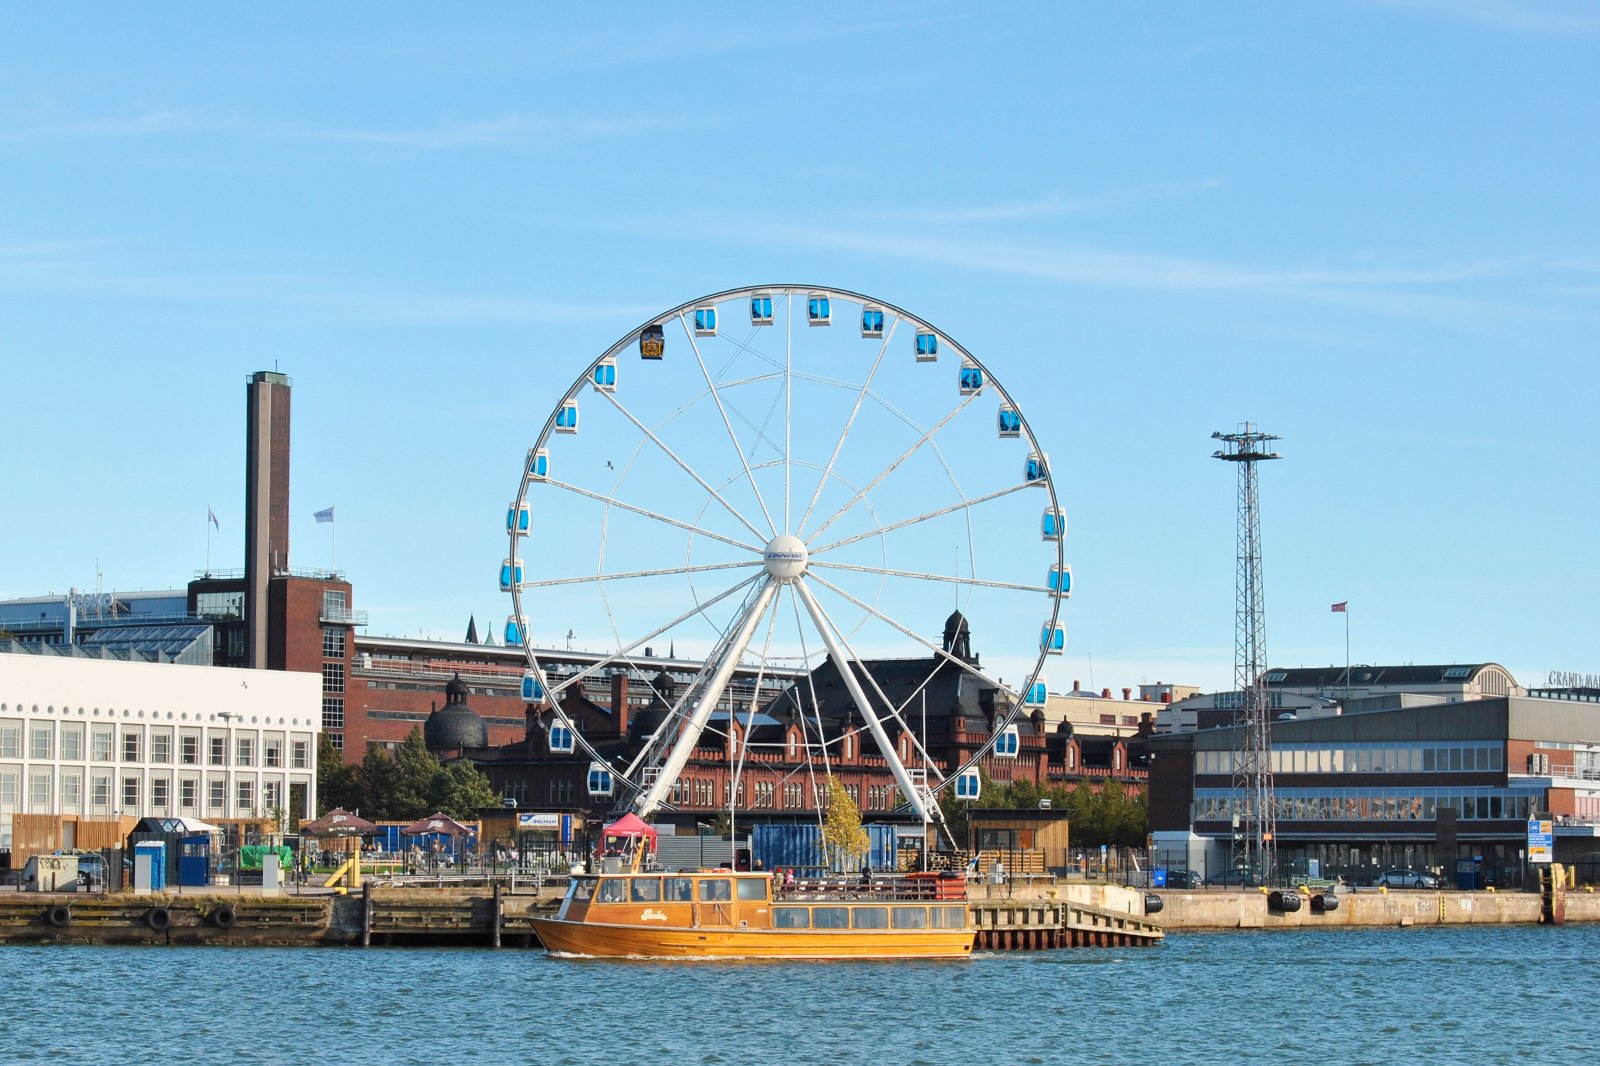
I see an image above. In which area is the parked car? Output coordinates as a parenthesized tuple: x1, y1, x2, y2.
(1163, 870, 1202, 889)
(1203, 869, 1262, 888)
(1378, 868, 1440, 889)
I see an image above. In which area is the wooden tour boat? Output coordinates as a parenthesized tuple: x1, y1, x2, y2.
(530, 866, 974, 960)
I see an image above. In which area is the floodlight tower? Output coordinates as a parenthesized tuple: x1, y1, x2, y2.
(1212, 422, 1281, 884)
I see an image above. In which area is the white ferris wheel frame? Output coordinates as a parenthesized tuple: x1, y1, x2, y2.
(505, 285, 1067, 825)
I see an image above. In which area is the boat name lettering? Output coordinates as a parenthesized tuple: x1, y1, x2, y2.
(641, 909, 668, 922)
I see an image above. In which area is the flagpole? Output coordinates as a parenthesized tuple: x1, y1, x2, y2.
(1344, 606, 1351, 702)
(205, 507, 211, 575)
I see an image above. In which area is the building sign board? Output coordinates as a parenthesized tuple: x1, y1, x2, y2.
(1527, 818, 1553, 864)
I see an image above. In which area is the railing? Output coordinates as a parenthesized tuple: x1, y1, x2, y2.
(320, 607, 369, 626)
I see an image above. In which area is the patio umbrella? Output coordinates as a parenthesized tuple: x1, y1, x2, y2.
(301, 808, 378, 835)
(400, 813, 473, 837)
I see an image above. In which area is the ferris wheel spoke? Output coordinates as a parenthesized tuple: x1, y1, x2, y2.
(803, 392, 981, 543)
(543, 479, 764, 555)
(808, 482, 1032, 557)
(804, 570, 1027, 703)
(793, 577, 941, 774)
(546, 573, 762, 699)
(808, 558, 1047, 595)
(677, 312, 778, 537)
(521, 559, 756, 589)
(792, 579, 933, 823)
(796, 314, 900, 536)
(634, 578, 780, 817)
(595, 389, 769, 543)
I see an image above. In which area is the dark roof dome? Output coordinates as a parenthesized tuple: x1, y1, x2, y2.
(425, 673, 488, 750)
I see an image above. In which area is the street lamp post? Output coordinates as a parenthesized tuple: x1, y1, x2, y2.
(218, 712, 238, 823)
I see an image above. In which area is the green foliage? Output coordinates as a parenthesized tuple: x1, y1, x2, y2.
(324, 728, 498, 822)
(314, 735, 361, 817)
(939, 772, 1148, 850)
(820, 775, 870, 872)
(428, 760, 498, 819)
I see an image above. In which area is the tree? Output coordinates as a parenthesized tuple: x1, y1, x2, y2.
(315, 735, 361, 817)
(428, 761, 498, 819)
(820, 775, 870, 873)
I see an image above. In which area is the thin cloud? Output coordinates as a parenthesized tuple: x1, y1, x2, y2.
(41, 107, 229, 137)
(891, 179, 1226, 224)
(1369, 0, 1600, 33)
(307, 112, 710, 151)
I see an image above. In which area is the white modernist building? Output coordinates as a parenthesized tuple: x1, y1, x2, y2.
(0, 647, 320, 849)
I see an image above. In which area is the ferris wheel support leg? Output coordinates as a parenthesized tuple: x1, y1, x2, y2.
(793, 580, 934, 826)
(632, 579, 778, 820)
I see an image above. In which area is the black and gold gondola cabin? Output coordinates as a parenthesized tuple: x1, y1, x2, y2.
(640, 324, 665, 359)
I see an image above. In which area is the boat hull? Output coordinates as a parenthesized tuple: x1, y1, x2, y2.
(530, 916, 974, 960)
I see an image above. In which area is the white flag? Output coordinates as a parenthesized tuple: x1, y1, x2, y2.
(208, 507, 220, 530)
(314, 506, 335, 524)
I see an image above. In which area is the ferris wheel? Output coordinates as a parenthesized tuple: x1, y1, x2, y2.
(502, 286, 1068, 822)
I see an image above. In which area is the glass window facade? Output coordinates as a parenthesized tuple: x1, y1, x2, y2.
(1195, 741, 1504, 776)
(1194, 786, 1543, 823)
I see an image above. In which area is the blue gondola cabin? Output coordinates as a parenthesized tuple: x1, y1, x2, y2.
(861, 306, 886, 338)
(954, 768, 981, 801)
(527, 448, 549, 481)
(807, 293, 831, 326)
(693, 307, 717, 336)
(998, 405, 1021, 438)
(751, 293, 774, 325)
(915, 329, 938, 362)
(1040, 622, 1066, 655)
(555, 400, 580, 434)
(587, 763, 614, 797)
(1047, 565, 1072, 599)
(504, 615, 528, 647)
(521, 672, 545, 702)
(959, 359, 983, 395)
(1041, 508, 1065, 541)
(550, 722, 575, 754)
(499, 558, 523, 592)
(593, 357, 617, 391)
(507, 501, 531, 536)
(994, 724, 1020, 758)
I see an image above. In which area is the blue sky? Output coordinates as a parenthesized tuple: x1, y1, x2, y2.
(2, 2, 1596, 694)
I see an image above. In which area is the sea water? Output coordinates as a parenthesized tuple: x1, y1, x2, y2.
(3, 924, 1595, 1064)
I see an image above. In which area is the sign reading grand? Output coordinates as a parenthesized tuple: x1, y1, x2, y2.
(1527, 818, 1554, 864)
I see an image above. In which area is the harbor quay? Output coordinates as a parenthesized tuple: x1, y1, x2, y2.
(2, 876, 1595, 948)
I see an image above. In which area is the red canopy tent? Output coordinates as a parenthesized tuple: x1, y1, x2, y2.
(599, 813, 658, 870)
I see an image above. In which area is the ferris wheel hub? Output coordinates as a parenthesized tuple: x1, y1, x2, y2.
(761, 533, 809, 582)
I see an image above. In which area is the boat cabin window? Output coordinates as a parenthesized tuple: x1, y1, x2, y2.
(570, 878, 596, 902)
(735, 878, 767, 902)
(812, 907, 848, 929)
(851, 907, 889, 929)
(630, 877, 661, 902)
(932, 905, 967, 929)
(597, 879, 626, 903)
(773, 907, 810, 929)
(664, 877, 693, 902)
(699, 878, 731, 902)
(892, 906, 928, 929)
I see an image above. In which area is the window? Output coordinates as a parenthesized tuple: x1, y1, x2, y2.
(60, 772, 81, 808)
(774, 907, 810, 928)
(122, 776, 140, 807)
(30, 726, 53, 760)
(181, 735, 199, 765)
(151, 778, 170, 809)
(209, 736, 226, 766)
(180, 779, 197, 809)
(851, 907, 888, 929)
(151, 732, 172, 763)
(236, 779, 254, 810)
(292, 739, 310, 770)
(0, 723, 21, 759)
(323, 590, 348, 617)
(323, 627, 346, 659)
(237, 737, 254, 766)
(265, 739, 282, 768)
(263, 781, 281, 811)
(29, 770, 51, 807)
(0, 770, 18, 805)
(892, 906, 928, 929)
(630, 878, 662, 903)
(122, 731, 141, 762)
(92, 728, 113, 761)
(697, 879, 731, 902)
(323, 697, 345, 730)
(90, 775, 111, 808)
(208, 779, 225, 810)
(60, 726, 83, 761)
(322, 662, 346, 694)
(736, 878, 768, 902)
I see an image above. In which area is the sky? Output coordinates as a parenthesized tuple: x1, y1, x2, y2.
(2, 1, 1596, 696)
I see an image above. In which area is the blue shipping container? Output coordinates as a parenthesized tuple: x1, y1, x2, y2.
(751, 823, 897, 878)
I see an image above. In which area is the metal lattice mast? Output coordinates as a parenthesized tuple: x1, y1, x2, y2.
(1212, 423, 1281, 884)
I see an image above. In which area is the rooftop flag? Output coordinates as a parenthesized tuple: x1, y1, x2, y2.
(1331, 601, 1347, 613)
(208, 506, 220, 530)
(314, 506, 335, 524)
